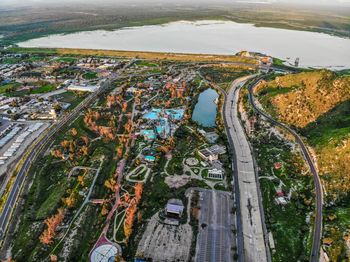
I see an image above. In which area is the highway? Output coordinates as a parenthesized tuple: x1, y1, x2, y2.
(223, 75, 269, 262)
(198, 71, 269, 262)
(247, 78, 323, 262)
(0, 78, 113, 243)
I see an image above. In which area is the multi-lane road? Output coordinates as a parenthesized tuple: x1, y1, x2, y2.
(223, 75, 269, 262)
(248, 79, 323, 262)
(0, 78, 112, 243)
(200, 71, 269, 262)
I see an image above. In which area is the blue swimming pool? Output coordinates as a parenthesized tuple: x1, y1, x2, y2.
(143, 108, 185, 121)
(143, 110, 160, 120)
(144, 155, 156, 162)
(140, 129, 156, 140)
(165, 108, 185, 120)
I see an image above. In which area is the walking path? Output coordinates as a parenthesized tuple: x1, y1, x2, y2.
(49, 157, 104, 255)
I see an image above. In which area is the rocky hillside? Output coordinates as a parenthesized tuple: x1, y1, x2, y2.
(255, 70, 350, 261)
(255, 70, 350, 200)
(254, 70, 350, 128)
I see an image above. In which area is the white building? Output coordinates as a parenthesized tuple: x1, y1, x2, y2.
(165, 199, 184, 218)
(67, 84, 99, 92)
(208, 168, 224, 180)
(198, 144, 226, 162)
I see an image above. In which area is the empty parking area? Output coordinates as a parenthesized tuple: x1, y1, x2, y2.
(195, 190, 233, 262)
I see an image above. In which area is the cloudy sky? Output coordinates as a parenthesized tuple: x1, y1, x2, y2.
(1, 0, 350, 6)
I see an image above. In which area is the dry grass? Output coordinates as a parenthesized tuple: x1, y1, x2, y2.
(318, 137, 350, 199)
(55, 48, 258, 64)
(256, 70, 350, 128)
(256, 70, 350, 201)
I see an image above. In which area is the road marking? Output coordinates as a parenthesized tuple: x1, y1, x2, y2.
(239, 170, 254, 174)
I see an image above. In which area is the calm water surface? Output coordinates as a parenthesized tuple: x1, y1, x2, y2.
(192, 88, 219, 127)
(18, 20, 350, 68)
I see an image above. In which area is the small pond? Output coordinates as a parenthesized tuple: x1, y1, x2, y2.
(192, 88, 219, 127)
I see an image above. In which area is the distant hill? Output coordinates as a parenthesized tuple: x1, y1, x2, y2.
(0, 4, 349, 45)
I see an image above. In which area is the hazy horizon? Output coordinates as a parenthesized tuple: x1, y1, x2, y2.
(1, 0, 350, 8)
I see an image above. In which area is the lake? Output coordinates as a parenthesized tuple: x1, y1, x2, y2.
(192, 88, 219, 127)
(18, 20, 350, 69)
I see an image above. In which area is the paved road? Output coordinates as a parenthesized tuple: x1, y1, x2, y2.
(196, 190, 232, 262)
(198, 72, 268, 262)
(223, 76, 269, 262)
(248, 78, 323, 262)
(0, 78, 113, 243)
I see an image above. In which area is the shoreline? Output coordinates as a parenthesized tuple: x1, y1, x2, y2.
(6, 47, 259, 65)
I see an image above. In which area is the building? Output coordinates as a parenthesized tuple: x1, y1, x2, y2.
(67, 83, 99, 92)
(208, 168, 224, 180)
(89, 238, 121, 262)
(260, 56, 273, 66)
(165, 199, 184, 219)
(198, 149, 218, 162)
(198, 144, 226, 162)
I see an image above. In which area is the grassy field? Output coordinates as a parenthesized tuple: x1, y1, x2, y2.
(0, 82, 21, 94)
(30, 84, 56, 94)
(301, 100, 350, 147)
(1, 55, 46, 64)
(1, 57, 22, 64)
(0, 82, 56, 96)
(82, 72, 98, 80)
(200, 65, 256, 90)
(53, 57, 77, 63)
(134, 60, 158, 67)
(53, 91, 87, 109)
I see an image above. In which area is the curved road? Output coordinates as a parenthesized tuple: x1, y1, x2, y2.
(248, 78, 323, 262)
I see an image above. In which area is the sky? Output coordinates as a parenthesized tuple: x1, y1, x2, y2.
(1, 0, 350, 7)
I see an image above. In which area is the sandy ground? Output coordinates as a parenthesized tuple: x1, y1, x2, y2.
(136, 213, 192, 262)
(165, 175, 191, 189)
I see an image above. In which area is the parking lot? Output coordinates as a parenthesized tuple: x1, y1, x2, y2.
(195, 189, 234, 262)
